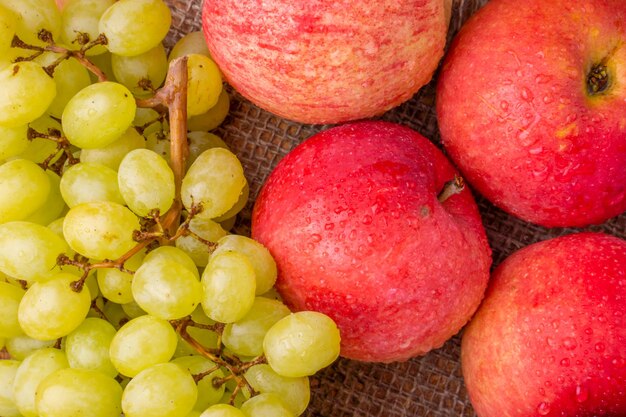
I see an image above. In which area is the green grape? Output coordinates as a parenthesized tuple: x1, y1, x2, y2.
(97, 250, 144, 304)
(223, 297, 290, 357)
(63, 201, 140, 260)
(171, 355, 225, 410)
(145, 130, 171, 159)
(186, 54, 223, 116)
(0, 221, 69, 282)
(174, 306, 219, 358)
(0, 337, 4, 349)
(35, 368, 122, 417)
(121, 362, 197, 417)
(0, 125, 29, 160)
(187, 89, 230, 132)
(212, 235, 277, 295)
(187, 131, 229, 167)
(87, 51, 117, 81)
(117, 148, 175, 217)
(199, 404, 246, 417)
(181, 148, 247, 219)
(212, 181, 249, 223)
(108, 314, 177, 377)
(0, 281, 25, 338)
(132, 257, 202, 320)
(62, 81, 136, 149)
(0, 4, 16, 57)
(244, 364, 310, 416)
(133, 107, 165, 137)
(64, 317, 117, 377)
(0, 0, 61, 46)
(175, 217, 228, 267)
(201, 251, 256, 323)
(13, 114, 63, 165)
(143, 246, 200, 279)
(99, 0, 171, 57)
(18, 272, 91, 340)
(60, 0, 116, 55)
(13, 347, 68, 417)
(102, 301, 129, 329)
(60, 162, 124, 208)
(169, 31, 211, 62)
(219, 215, 237, 232)
(111, 43, 168, 96)
(120, 300, 146, 319)
(0, 61, 57, 127)
(0, 359, 20, 417)
(263, 312, 341, 378)
(0, 159, 50, 223)
(5, 336, 55, 361)
(24, 171, 67, 226)
(79, 127, 145, 171)
(240, 392, 294, 417)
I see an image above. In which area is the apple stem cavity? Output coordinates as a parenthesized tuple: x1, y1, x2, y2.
(587, 63, 609, 94)
(437, 174, 465, 203)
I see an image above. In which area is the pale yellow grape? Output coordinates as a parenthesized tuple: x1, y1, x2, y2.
(62, 81, 136, 149)
(24, 171, 66, 226)
(102, 301, 129, 330)
(169, 31, 211, 62)
(118, 148, 175, 217)
(5, 336, 55, 361)
(79, 127, 145, 170)
(18, 272, 91, 340)
(87, 51, 116, 81)
(0, 0, 60, 46)
(181, 148, 247, 219)
(241, 392, 294, 417)
(143, 245, 199, 278)
(12, 348, 68, 417)
(263, 312, 341, 378)
(63, 201, 140, 260)
(60, 0, 116, 55)
(120, 300, 147, 319)
(0, 221, 68, 282)
(0, 61, 56, 127)
(108, 314, 177, 377)
(0, 337, 4, 349)
(0, 159, 50, 223)
(35, 368, 122, 417)
(99, 0, 171, 57)
(219, 215, 237, 232)
(122, 362, 197, 417)
(186, 54, 223, 116)
(175, 217, 228, 267)
(187, 411, 202, 417)
(172, 356, 225, 410)
(0, 125, 28, 160)
(187, 89, 230, 132)
(133, 107, 166, 137)
(201, 251, 256, 323)
(213, 181, 249, 223)
(0, 282, 25, 338)
(13, 114, 63, 164)
(64, 318, 117, 377)
(97, 250, 144, 304)
(111, 43, 168, 96)
(244, 364, 310, 416)
(145, 130, 171, 159)
(200, 404, 246, 417)
(0, 4, 16, 56)
(0, 359, 20, 417)
(60, 162, 124, 207)
(187, 131, 229, 167)
(212, 235, 277, 295)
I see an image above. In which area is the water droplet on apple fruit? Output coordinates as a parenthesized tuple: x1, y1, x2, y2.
(500, 101, 510, 111)
(575, 384, 589, 403)
(361, 215, 372, 225)
(612, 357, 625, 369)
(536, 401, 551, 415)
(594, 342, 606, 352)
(324, 223, 334, 231)
(562, 337, 577, 350)
(542, 95, 553, 104)
(560, 358, 571, 367)
(520, 87, 534, 102)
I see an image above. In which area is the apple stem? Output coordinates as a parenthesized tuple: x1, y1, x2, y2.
(437, 175, 465, 203)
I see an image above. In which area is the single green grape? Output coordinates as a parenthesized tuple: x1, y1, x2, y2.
(0, 359, 21, 417)
(0, 0, 61, 46)
(62, 81, 136, 149)
(120, 300, 147, 319)
(199, 404, 246, 417)
(143, 246, 200, 278)
(111, 43, 168, 96)
(87, 51, 117, 82)
(187, 89, 230, 132)
(0, 61, 56, 127)
(244, 364, 310, 416)
(97, 250, 144, 304)
(0, 159, 50, 223)
(13, 348, 68, 417)
(64, 317, 117, 377)
(108, 314, 177, 377)
(0, 221, 69, 282)
(171, 355, 225, 410)
(18, 272, 91, 341)
(63, 201, 140, 260)
(60, 162, 125, 208)
(169, 31, 212, 62)
(60, 0, 116, 55)
(35, 368, 122, 417)
(79, 127, 145, 171)
(102, 301, 130, 330)
(0, 4, 16, 57)
(133, 107, 166, 137)
(201, 251, 256, 323)
(4, 336, 55, 361)
(187, 131, 229, 167)
(117, 148, 175, 217)
(181, 148, 247, 219)
(240, 392, 295, 417)
(175, 217, 228, 267)
(0, 281, 25, 338)
(99, 0, 171, 57)
(0, 124, 28, 160)
(222, 297, 290, 357)
(145, 129, 171, 159)
(24, 171, 67, 226)
(263, 312, 341, 378)
(121, 362, 197, 417)
(186, 54, 223, 116)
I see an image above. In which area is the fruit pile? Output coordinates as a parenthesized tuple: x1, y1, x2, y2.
(0, 1, 340, 417)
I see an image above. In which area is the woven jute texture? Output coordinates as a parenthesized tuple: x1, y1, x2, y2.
(165, 1, 626, 416)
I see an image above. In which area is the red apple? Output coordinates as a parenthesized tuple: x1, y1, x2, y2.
(251, 121, 492, 362)
(202, 0, 451, 124)
(462, 232, 626, 417)
(436, 0, 626, 227)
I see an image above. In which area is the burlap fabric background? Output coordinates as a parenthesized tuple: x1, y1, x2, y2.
(165, 1, 626, 416)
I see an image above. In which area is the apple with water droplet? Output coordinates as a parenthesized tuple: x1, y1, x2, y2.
(252, 121, 492, 362)
(436, 0, 626, 227)
(462, 232, 626, 417)
(202, 0, 451, 124)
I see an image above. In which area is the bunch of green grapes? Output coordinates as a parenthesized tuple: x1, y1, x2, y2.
(0, 1, 341, 417)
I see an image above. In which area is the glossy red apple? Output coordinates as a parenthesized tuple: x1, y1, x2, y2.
(202, 0, 451, 124)
(252, 121, 492, 362)
(462, 232, 626, 417)
(436, 0, 626, 227)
